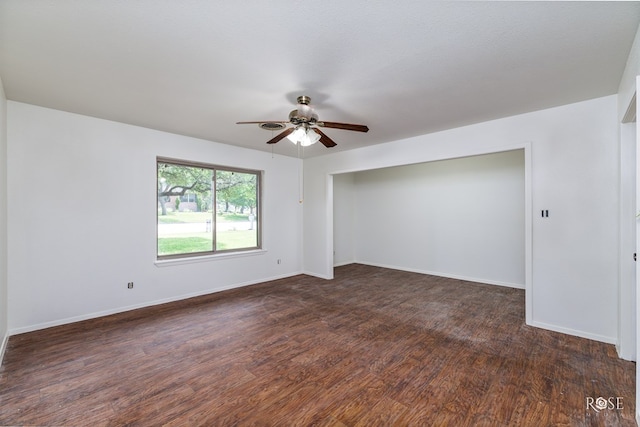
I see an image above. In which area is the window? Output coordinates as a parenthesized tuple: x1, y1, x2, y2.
(157, 158, 261, 259)
(179, 193, 197, 203)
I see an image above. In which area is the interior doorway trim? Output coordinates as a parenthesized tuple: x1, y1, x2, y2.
(623, 92, 636, 124)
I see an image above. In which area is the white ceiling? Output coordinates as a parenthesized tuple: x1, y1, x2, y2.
(1, 1, 639, 158)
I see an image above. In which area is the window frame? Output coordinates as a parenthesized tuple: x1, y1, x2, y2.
(156, 156, 262, 260)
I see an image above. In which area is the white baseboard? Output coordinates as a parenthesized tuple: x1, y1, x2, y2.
(529, 320, 616, 345)
(354, 261, 525, 289)
(302, 270, 333, 280)
(8, 271, 303, 336)
(616, 340, 637, 361)
(333, 260, 355, 268)
(0, 331, 8, 367)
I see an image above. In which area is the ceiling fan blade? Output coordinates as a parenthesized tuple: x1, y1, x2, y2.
(236, 121, 287, 124)
(266, 127, 294, 144)
(312, 128, 337, 148)
(317, 121, 369, 133)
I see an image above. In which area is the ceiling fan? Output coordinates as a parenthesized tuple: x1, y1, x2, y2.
(236, 95, 369, 148)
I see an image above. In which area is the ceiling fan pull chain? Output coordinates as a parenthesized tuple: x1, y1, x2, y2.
(298, 143, 304, 203)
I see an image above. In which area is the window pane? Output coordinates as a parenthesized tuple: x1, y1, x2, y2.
(215, 170, 258, 251)
(157, 163, 213, 256)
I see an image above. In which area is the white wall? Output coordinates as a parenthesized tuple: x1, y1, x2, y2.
(7, 101, 303, 333)
(618, 23, 640, 425)
(305, 95, 619, 344)
(0, 77, 8, 361)
(618, 111, 637, 362)
(332, 173, 356, 266)
(619, 121, 636, 361)
(339, 150, 525, 287)
(619, 25, 640, 123)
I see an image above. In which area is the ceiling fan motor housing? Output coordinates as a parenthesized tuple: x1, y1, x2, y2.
(289, 109, 317, 126)
(297, 95, 311, 105)
(292, 95, 319, 124)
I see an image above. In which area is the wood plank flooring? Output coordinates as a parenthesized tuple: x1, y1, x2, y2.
(0, 264, 635, 426)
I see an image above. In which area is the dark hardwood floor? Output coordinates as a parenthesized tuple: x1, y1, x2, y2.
(0, 264, 635, 426)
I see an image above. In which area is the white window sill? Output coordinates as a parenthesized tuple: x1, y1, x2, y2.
(154, 249, 267, 267)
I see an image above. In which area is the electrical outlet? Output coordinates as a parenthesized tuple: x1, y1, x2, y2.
(127, 282, 134, 289)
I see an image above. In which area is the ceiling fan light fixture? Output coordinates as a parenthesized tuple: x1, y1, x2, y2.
(287, 126, 320, 146)
(286, 127, 305, 144)
(305, 129, 321, 146)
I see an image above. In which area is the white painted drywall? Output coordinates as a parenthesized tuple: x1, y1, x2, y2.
(0, 77, 8, 361)
(619, 24, 640, 425)
(6, 102, 303, 333)
(619, 121, 636, 362)
(305, 95, 619, 344)
(332, 173, 356, 266)
(344, 150, 525, 287)
(619, 24, 640, 123)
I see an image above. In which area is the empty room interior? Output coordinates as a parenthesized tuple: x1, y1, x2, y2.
(2, 1, 640, 425)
